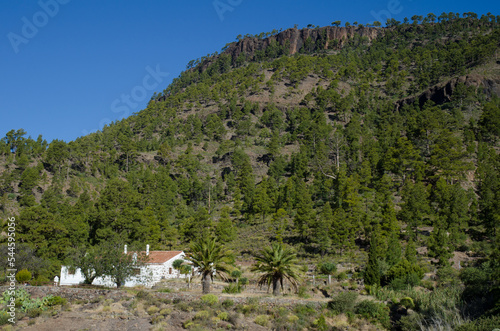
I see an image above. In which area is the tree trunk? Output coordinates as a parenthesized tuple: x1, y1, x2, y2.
(272, 278, 280, 296)
(202, 273, 211, 294)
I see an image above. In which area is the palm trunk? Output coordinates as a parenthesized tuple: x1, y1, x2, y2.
(202, 273, 211, 294)
(272, 278, 280, 296)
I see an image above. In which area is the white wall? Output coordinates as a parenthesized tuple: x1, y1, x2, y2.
(59, 252, 188, 288)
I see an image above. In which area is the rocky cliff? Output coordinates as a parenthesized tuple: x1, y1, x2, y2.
(395, 72, 500, 110)
(223, 26, 384, 60)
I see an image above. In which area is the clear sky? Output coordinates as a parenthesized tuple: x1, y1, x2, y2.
(1, 0, 498, 143)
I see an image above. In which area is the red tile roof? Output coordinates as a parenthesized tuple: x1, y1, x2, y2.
(144, 251, 184, 264)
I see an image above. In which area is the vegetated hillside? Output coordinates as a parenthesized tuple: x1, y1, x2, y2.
(0, 13, 500, 328)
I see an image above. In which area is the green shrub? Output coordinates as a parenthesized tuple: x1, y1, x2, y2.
(355, 300, 390, 329)
(436, 266, 460, 287)
(239, 304, 257, 315)
(327, 291, 358, 315)
(239, 277, 248, 286)
(16, 269, 32, 283)
(222, 283, 242, 294)
(222, 299, 234, 308)
(46, 296, 67, 306)
(27, 308, 41, 318)
(337, 272, 347, 281)
(318, 262, 337, 275)
(136, 290, 150, 300)
(151, 314, 164, 324)
(461, 268, 485, 286)
(29, 275, 50, 286)
(254, 314, 269, 327)
(218, 312, 229, 321)
(0, 311, 10, 326)
(313, 314, 328, 331)
(456, 315, 500, 331)
(194, 310, 210, 320)
(297, 286, 310, 299)
(399, 297, 415, 309)
(200, 294, 218, 306)
(159, 308, 172, 316)
(398, 313, 421, 331)
(147, 305, 159, 315)
(385, 259, 423, 284)
(294, 303, 317, 317)
(231, 270, 242, 279)
(389, 277, 409, 291)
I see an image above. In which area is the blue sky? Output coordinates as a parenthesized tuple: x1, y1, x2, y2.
(1, 0, 498, 143)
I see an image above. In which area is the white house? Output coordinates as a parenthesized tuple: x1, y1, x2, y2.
(60, 245, 188, 288)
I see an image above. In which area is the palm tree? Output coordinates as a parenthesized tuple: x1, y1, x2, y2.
(251, 243, 302, 296)
(186, 237, 234, 294)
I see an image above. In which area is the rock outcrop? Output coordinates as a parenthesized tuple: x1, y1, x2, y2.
(395, 74, 500, 110)
(223, 26, 384, 60)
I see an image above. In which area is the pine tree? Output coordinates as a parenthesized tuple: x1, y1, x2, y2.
(253, 180, 272, 222)
(400, 180, 430, 239)
(405, 238, 418, 265)
(385, 232, 402, 267)
(215, 206, 236, 242)
(294, 181, 315, 240)
(314, 203, 333, 255)
(364, 234, 381, 286)
(428, 223, 452, 266)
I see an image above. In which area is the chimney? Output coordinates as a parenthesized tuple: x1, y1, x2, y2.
(146, 244, 149, 256)
(124, 244, 127, 254)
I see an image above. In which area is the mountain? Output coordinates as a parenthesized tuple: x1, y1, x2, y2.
(1, 14, 500, 326)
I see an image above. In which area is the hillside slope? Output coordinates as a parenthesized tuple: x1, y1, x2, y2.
(0, 14, 499, 280)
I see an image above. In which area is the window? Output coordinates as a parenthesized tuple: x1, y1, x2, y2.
(132, 268, 141, 276)
(169, 268, 172, 274)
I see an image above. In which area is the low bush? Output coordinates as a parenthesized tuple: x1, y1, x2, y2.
(0, 311, 10, 326)
(254, 314, 270, 327)
(159, 308, 172, 316)
(218, 311, 229, 321)
(222, 283, 242, 294)
(147, 305, 159, 315)
(355, 300, 390, 329)
(222, 299, 234, 308)
(27, 308, 41, 318)
(29, 275, 50, 286)
(200, 294, 218, 306)
(337, 272, 347, 281)
(399, 297, 415, 309)
(136, 290, 150, 300)
(46, 296, 67, 306)
(151, 314, 164, 324)
(327, 291, 358, 315)
(456, 315, 500, 331)
(294, 303, 317, 317)
(318, 262, 337, 275)
(194, 310, 210, 320)
(15, 269, 32, 283)
(297, 285, 310, 299)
